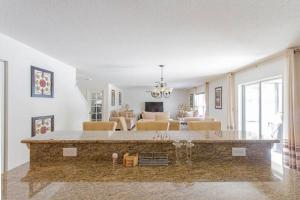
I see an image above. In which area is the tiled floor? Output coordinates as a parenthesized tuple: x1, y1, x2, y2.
(2, 161, 300, 200)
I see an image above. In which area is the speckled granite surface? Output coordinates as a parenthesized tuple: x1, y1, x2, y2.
(23, 131, 277, 167)
(2, 161, 300, 200)
(22, 161, 277, 182)
(21, 130, 280, 144)
(29, 142, 272, 165)
(10, 131, 287, 199)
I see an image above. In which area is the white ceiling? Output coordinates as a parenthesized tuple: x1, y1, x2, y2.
(1, 0, 300, 88)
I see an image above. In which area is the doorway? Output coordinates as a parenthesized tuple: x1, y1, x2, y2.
(241, 77, 283, 166)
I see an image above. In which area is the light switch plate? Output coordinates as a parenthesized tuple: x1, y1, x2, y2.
(232, 147, 246, 156)
(63, 148, 77, 157)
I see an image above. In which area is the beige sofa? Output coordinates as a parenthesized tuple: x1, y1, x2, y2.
(141, 111, 170, 121)
(177, 110, 214, 122)
(139, 111, 180, 130)
(109, 110, 136, 130)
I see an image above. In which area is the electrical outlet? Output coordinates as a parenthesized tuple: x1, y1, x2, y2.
(63, 148, 77, 157)
(232, 147, 246, 156)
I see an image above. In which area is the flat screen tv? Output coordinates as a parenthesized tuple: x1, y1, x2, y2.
(145, 102, 163, 112)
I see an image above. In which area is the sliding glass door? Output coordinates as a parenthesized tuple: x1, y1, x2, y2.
(243, 83, 260, 139)
(242, 78, 283, 152)
(261, 79, 283, 152)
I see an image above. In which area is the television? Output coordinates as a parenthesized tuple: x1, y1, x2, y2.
(145, 102, 163, 112)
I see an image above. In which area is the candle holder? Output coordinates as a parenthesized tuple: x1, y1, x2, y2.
(112, 153, 118, 168)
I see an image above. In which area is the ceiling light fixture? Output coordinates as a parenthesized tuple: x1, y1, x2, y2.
(150, 65, 173, 99)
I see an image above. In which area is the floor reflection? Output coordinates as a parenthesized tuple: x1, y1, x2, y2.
(2, 161, 300, 200)
(23, 161, 278, 182)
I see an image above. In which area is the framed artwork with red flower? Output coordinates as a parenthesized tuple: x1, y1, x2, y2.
(31, 66, 54, 98)
(31, 115, 54, 137)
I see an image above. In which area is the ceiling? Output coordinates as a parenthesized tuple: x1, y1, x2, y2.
(1, 0, 300, 88)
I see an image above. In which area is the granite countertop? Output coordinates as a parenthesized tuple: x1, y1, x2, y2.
(21, 130, 280, 144)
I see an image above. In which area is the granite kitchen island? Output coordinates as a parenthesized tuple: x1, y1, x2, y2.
(21, 130, 279, 166)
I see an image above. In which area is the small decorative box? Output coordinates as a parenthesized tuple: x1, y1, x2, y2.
(123, 153, 138, 167)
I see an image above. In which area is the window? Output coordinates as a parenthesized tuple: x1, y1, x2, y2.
(194, 93, 206, 116)
(88, 91, 104, 121)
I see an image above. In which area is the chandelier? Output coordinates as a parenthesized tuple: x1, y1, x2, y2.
(150, 65, 173, 98)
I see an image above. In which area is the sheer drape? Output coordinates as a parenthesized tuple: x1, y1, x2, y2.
(283, 49, 300, 171)
(226, 73, 235, 130)
(204, 82, 209, 118)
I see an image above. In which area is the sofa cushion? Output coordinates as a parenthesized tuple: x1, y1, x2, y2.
(142, 112, 156, 120)
(155, 112, 170, 121)
(142, 111, 170, 120)
(184, 111, 193, 117)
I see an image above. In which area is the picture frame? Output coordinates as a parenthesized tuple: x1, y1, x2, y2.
(118, 92, 122, 106)
(31, 66, 54, 98)
(189, 94, 194, 108)
(215, 87, 222, 109)
(111, 90, 115, 106)
(31, 115, 54, 137)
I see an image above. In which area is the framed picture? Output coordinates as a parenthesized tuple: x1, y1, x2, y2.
(31, 66, 54, 98)
(215, 87, 222, 109)
(189, 94, 194, 108)
(111, 90, 115, 106)
(118, 92, 122, 106)
(31, 115, 54, 137)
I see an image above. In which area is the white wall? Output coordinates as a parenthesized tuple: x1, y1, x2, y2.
(123, 87, 189, 119)
(208, 77, 228, 130)
(208, 55, 286, 130)
(77, 82, 123, 120)
(188, 85, 205, 94)
(107, 83, 123, 115)
(0, 61, 4, 173)
(0, 33, 89, 170)
(77, 81, 109, 120)
(234, 55, 285, 130)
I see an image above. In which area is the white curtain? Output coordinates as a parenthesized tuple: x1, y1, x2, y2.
(204, 82, 209, 118)
(283, 49, 300, 171)
(226, 73, 235, 130)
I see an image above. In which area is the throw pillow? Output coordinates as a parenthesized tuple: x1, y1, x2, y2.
(184, 111, 193, 117)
